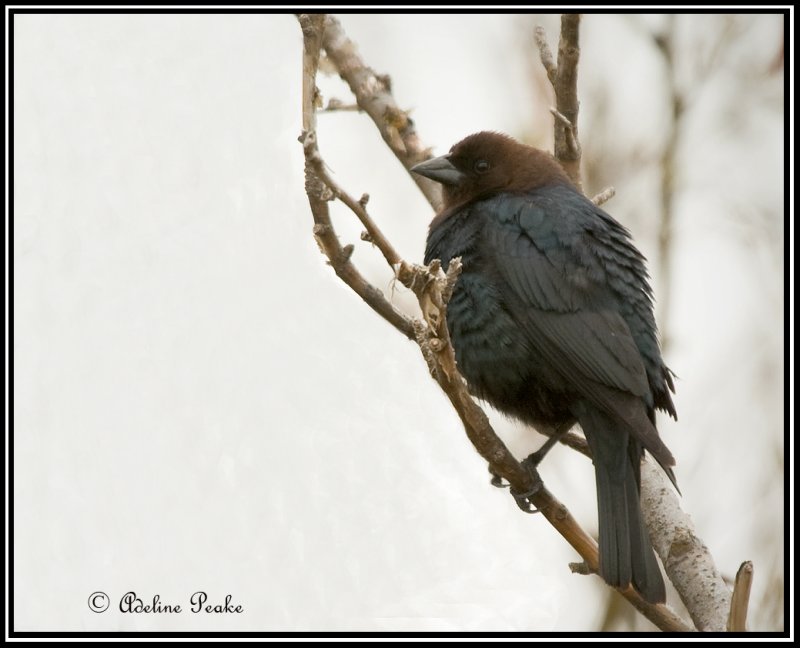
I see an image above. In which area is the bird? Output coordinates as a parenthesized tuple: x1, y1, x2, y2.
(411, 131, 677, 604)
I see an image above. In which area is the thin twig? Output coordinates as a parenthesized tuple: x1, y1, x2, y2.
(307, 155, 402, 269)
(321, 97, 363, 112)
(534, 25, 557, 86)
(549, 107, 580, 160)
(727, 561, 754, 632)
(320, 15, 442, 212)
(298, 14, 414, 341)
(591, 186, 616, 206)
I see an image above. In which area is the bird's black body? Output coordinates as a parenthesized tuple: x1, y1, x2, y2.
(413, 132, 677, 604)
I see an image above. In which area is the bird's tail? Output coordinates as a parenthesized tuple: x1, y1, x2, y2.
(581, 407, 666, 604)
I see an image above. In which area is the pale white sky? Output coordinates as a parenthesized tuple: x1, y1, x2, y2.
(13, 13, 786, 632)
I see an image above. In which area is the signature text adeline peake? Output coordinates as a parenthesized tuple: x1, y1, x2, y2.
(119, 591, 243, 614)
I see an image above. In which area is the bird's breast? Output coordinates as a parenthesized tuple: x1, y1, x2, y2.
(445, 268, 573, 427)
(447, 271, 522, 386)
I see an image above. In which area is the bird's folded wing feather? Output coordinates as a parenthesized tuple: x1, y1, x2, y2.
(480, 191, 675, 467)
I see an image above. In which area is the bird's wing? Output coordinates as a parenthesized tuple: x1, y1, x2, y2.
(479, 189, 674, 465)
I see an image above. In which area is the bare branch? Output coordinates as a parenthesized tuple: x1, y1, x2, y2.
(640, 460, 732, 631)
(306, 150, 403, 269)
(299, 14, 325, 130)
(320, 15, 443, 212)
(298, 15, 414, 341)
(545, 14, 583, 189)
(727, 561, 754, 632)
(536, 16, 582, 189)
(533, 25, 557, 86)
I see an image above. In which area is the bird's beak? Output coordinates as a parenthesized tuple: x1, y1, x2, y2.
(410, 155, 465, 186)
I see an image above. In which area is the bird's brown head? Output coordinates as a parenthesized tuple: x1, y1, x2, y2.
(411, 131, 572, 210)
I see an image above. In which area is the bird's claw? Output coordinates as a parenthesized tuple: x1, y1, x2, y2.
(489, 468, 508, 488)
(509, 458, 545, 514)
(510, 485, 542, 514)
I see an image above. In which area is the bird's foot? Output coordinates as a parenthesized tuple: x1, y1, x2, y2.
(523, 420, 574, 468)
(509, 456, 545, 514)
(523, 446, 548, 469)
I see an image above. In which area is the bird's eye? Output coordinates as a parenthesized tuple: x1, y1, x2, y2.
(474, 159, 490, 174)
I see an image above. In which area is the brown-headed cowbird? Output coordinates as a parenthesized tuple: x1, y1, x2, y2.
(412, 131, 677, 604)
